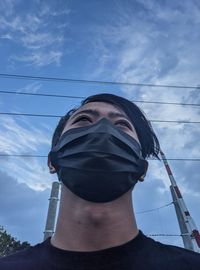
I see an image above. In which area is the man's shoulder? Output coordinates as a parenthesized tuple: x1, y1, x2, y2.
(150, 235, 200, 255)
(142, 234, 200, 268)
(0, 240, 47, 270)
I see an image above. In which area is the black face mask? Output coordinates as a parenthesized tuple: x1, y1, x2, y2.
(50, 118, 148, 203)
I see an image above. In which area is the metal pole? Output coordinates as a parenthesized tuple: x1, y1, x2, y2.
(43, 181, 60, 240)
(170, 185, 194, 250)
(160, 150, 200, 252)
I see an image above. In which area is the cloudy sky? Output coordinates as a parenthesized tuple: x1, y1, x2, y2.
(0, 0, 199, 249)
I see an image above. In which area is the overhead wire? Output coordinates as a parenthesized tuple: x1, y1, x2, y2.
(0, 90, 200, 107)
(0, 74, 199, 123)
(0, 73, 200, 89)
(136, 202, 173, 214)
(147, 234, 187, 237)
(0, 112, 199, 124)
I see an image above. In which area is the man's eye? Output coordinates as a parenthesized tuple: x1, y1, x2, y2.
(115, 121, 132, 130)
(73, 116, 92, 123)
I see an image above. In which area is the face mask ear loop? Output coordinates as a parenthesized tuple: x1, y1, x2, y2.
(139, 160, 148, 182)
(48, 151, 57, 174)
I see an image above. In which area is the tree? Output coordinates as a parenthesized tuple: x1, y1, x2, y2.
(0, 226, 30, 257)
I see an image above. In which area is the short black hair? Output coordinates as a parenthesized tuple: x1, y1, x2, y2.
(51, 93, 160, 159)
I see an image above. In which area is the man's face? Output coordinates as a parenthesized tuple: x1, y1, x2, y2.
(61, 102, 140, 144)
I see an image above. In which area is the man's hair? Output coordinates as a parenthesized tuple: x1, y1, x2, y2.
(51, 93, 160, 159)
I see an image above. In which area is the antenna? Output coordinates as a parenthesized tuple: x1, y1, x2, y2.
(160, 150, 200, 253)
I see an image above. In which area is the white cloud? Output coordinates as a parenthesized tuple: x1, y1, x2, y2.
(86, 1, 200, 199)
(38, 2, 71, 17)
(0, 2, 69, 66)
(11, 50, 63, 67)
(16, 81, 42, 94)
(0, 33, 12, 39)
(21, 33, 57, 49)
(0, 116, 49, 151)
(2, 157, 56, 191)
(88, 1, 200, 86)
(0, 115, 56, 190)
(0, 0, 15, 16)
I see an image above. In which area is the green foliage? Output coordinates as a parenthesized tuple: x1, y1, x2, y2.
(0, 226, 30, 257)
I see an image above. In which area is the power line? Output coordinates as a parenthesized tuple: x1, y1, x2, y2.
(149, 158, 200, 161)
(0, 112, 199, 124)
(151, 120, 200, 124)
(0, 112, 60, 118)
(136, 202, 173, 214)
(0, 154, 47, 158)
(147, 233, 187, 237)
(0, 73, 200, 89)
(0, 90, 200, 107)
(0, 154, 200, 161)
(0, 90, 85, 100)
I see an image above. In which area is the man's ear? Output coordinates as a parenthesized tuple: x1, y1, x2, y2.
(139, 160, 148, 182)
(47, 152, 57, 174)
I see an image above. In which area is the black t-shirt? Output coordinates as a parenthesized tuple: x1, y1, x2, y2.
(0, 230, 200, 270)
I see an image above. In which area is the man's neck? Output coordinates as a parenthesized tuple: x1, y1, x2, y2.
(51, 186, 138, 252)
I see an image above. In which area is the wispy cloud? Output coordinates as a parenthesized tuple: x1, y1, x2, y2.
(0, 115, 56, 190)
(86, 1, 200, 198)
(0, 1, 69, 66)
(12, 50, 63, 67)
(88, 1, 200, 85)
(0, 0, 15, 16)
(16, 81, 42, 94)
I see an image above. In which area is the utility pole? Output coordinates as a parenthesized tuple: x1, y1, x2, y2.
(43, 181, 60, 240)
(160, 150, 200, 253)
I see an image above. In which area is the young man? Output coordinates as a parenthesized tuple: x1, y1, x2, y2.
(1, 93, 200, 269)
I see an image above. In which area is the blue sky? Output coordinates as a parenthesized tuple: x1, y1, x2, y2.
(0, 0, 200, 248)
